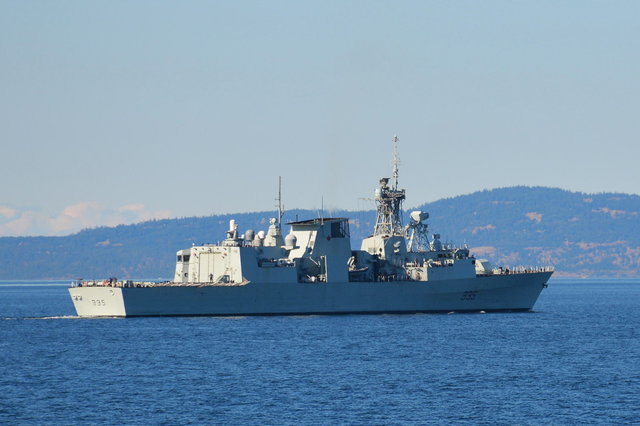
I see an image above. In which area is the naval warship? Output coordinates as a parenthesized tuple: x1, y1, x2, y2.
(69, 137, 553, 317)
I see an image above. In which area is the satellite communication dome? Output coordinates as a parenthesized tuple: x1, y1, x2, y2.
(285, 232, 297, 248)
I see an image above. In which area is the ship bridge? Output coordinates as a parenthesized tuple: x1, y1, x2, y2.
(287, 217, 350, 236)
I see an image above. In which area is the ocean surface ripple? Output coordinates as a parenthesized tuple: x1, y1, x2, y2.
(0, 280, 638, 425)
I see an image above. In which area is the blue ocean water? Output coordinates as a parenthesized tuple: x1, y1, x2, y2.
(0, 280, 638, 425)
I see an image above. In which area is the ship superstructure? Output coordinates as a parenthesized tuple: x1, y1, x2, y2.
(69, 136, 553, 317)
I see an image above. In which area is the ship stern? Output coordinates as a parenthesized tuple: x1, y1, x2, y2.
(68, 286, 127, 317)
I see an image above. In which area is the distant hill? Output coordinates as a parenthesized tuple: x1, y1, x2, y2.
(1, 186, 639, 279)
(416, 186, 640, 278)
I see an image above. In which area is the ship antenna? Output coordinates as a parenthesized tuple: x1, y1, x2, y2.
(276, 176, 284, 229)
(392, 134, 400, 190)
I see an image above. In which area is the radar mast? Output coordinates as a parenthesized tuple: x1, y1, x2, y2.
(373, 135, 406, 236)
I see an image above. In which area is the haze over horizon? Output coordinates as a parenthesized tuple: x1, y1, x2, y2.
(2, 1, 639, 237)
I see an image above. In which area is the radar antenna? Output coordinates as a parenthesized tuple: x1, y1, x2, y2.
(406, 211, 430, 252)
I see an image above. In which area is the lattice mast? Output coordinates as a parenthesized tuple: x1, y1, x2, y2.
(373, 135, 406, 236)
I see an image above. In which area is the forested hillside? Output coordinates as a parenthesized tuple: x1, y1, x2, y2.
(1, 186, 639, 279)
(419, 187, 640, 277)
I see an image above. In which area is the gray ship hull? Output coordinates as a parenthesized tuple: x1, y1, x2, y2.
(69, 272, 551, 317)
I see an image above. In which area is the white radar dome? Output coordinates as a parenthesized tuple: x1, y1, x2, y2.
(285, 233, 297, 248)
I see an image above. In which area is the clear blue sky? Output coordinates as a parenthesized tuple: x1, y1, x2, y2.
(1, 1, 639, 236)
